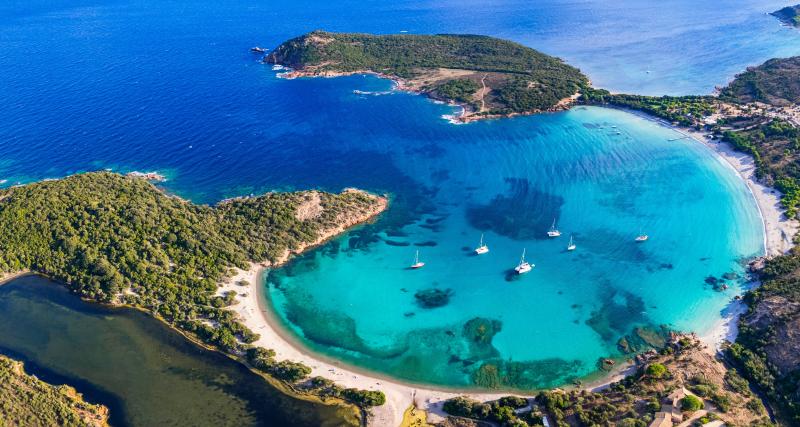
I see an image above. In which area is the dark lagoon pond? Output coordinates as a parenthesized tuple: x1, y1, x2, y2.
(0, 275, 357, 427)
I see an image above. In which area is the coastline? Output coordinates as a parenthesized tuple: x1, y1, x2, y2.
(220, 261, 636, 426)
(616, 107, 798, 258)
(275, 68, 579, 124)
(216, 105, 798, 426)
(614, 107, 799, 350)
(221, 265, 601, 427)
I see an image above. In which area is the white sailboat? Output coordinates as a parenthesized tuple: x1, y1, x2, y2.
(514, 248, 533, 274)
(410, 250, 425, 269)
(567, 234, 576, 251)
(547, 218, 561, 237)
(635, 228, 648, 242)
(475, 233, 489, 255)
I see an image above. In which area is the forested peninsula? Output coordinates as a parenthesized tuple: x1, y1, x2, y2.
(0, 354, 109, 427)
(264, 31, 589, 122)
(0, 172, 388, 414)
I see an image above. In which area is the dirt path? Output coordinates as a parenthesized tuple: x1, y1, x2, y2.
(478, 74, 488, 112)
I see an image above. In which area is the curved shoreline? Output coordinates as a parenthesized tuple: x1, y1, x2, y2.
(218, 104, 798, 426)
(222, 264, 635, 427)
(616, 107, 798, 258)
(609, 107, 798, 350)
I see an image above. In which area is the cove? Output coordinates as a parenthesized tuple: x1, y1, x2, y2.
(264, 102, 764, 390)
(0, 276, 358, 427)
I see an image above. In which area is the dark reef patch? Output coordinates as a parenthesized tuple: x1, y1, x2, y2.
(385, 229, 408, 238)
(319, 240, 341, 258)
(285, 297, 409, 359)
(384, 239, 410, 246)
(414, 288, 454, 309)
(462, 317, 502, 360)
(347, 228, 381, 251)
(471, 358, 583, 390)
(466, 178, 564, 240)
(414, 241, 437, 247)
(585, 285, 647, 343)
(722, 271, 740, 280)
(425, 215, 448, 225)
(616, 325, 671, 354)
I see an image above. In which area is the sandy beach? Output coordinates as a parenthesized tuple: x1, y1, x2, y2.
(621, 108, 798, 258)
(620, 108, 799, 350)
(214, 109, 797, 427)
(220, 265, 638, 427)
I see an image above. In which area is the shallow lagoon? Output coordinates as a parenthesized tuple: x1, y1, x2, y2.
(0, 276, 357, 427)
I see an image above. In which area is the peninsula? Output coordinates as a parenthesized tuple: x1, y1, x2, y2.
(0, 171, 388, 417)
(264, 31, 589, 122)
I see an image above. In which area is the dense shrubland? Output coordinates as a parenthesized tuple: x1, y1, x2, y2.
(0, 172, 386, 409)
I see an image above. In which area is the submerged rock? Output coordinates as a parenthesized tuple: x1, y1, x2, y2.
(722, 272, 740, 280)
(617, 325, 671, 354)
(414, 288, 454, 309)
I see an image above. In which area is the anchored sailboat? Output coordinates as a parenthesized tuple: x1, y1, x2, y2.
(410, 250, 425, 269)
(547, 219, 561, 237)
(514, 248, 533, 274)
(475, 233, 489, 255)
(635, 228, 648, 242)
(567, 234, 576, 251)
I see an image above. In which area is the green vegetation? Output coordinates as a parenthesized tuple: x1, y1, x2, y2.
(721, 119, 800, 218)
(727, 249, 800, 424)
(644, 362, 668, 379)
(267, 31, 588, 117)
(434, 78, 480, 106)
(300, 376, 385, 408)
(0, 354, 108, 426)
(441, 336, 766, 426)
(720, 56, 800, 106)
(680, 395, 703, 412)
(0, 172, 386, 409)
(442, 395, 531, 426)
(538, 336, 764, 426)
(580, 88, 717, 126)
(772, 5, 800, 28)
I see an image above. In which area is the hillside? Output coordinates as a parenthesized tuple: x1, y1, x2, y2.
(727, 252, 800, 425)
(720, 56, 800, 106)
(0, 354, 109, 427)
(265, 31, 589, 121)
(438, 336, 767, 426)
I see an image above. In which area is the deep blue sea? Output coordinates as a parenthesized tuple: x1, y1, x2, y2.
(1, 0, 794, 390)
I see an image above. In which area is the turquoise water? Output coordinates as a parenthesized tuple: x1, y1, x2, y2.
(266, 102, 763, 389)
(0, 0, 775, 392)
